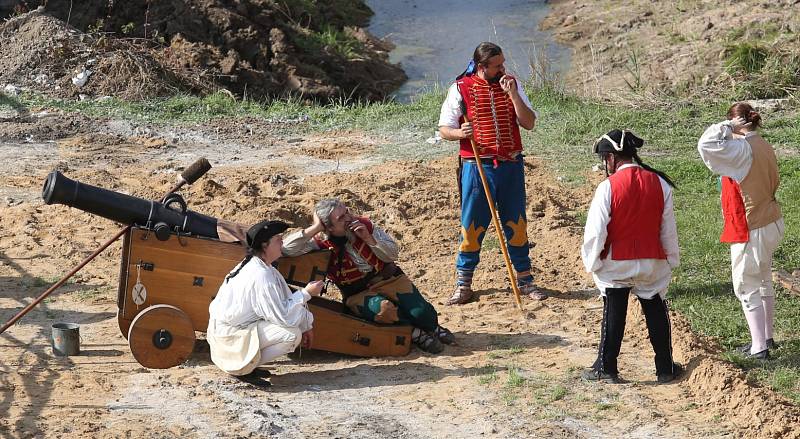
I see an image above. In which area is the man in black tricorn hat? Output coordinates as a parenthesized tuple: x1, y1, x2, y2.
(206, 220, 324, 387)
(580, 129, 683, 384)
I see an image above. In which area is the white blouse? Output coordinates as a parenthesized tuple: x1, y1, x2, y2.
(697, 121, 754, 182)
(209, 256, 313, 335)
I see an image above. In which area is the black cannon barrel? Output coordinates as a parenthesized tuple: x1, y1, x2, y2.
(42, 170, 219, 239)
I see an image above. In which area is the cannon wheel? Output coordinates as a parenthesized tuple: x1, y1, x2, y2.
(117, 309, 132, 339)
(128, 304, 195, 369)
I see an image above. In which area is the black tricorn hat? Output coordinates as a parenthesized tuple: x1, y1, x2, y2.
(246, 220, 289, 250)
(594, 129, 644, 155)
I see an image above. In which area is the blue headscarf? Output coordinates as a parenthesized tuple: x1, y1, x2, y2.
(456, 60, 476, 80)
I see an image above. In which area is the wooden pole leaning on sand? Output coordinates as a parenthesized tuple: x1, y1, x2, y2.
(0, 158, 212, 336)
(463, 114, 525, 311)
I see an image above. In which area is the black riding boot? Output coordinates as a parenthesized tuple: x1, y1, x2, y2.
(638, 294, 675, 377)
(591, 287, 630, 376)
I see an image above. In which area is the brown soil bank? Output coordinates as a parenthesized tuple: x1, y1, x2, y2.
(0, 1, 406, 101)
(542, 0, 800, 99)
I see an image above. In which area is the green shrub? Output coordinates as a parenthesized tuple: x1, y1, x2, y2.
(725, 43, 768, 75)
(293, 25, 363, 60)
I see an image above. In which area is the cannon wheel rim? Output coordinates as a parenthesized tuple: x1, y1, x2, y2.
(128, 304, 195, 369)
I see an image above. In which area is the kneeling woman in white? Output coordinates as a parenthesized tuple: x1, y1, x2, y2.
(207, 220, 323, 386)
(581, 129, 682, 384)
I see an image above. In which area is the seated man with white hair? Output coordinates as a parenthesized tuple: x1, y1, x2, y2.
(283, 198, 455, 354)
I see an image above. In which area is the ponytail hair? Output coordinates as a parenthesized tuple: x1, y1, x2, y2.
(456, 42, 503, 80)
(225, 252, 255, 283)
(727, 102, 762, 129)
(632, 153, 676, 188)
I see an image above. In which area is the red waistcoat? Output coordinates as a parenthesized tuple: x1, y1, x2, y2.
(719, 177, 749, 243)
(456, 75, 523, 160)
(314, 217, 385, 284)
(602, 167, 667, 260)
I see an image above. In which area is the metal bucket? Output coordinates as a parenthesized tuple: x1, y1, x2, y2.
(51, 323, 80, 356)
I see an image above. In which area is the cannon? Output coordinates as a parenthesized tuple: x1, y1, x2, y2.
(43, 170, 219, 241)
(40, 170, 412, 368)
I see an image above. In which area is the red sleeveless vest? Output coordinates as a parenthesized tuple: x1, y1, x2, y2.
(456, 75, 523, 160)
(719, 177, 749, 243)
(602, 167, 667, 260)
(314, 217, 385, 284)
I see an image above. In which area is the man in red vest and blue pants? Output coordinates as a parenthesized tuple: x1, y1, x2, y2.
(581, 129, 683, 384)
(438, 42, 544, 305)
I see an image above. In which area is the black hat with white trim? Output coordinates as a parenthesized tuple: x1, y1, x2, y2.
(593, 129, 644, 155)
(246, 220, 289, 250)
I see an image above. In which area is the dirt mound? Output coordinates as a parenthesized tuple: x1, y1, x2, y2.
(1, 1, 406, 101)
(0, 8, 205, 100)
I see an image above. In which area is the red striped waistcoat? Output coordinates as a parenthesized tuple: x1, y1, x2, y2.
(456, 75, 523, 160)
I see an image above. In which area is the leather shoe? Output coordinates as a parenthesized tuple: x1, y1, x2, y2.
(581, 368, 619, 383)
(657, 363, 684, 384)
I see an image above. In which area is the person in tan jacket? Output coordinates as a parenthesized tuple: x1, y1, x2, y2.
(698, 102, 784, 360)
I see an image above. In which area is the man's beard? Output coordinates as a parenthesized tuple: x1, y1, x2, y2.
(488, 73, 503, 83)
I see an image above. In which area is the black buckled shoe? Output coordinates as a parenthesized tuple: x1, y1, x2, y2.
(234, 372, 272, 388)
(250, 368, 272, 378)
(412, 330, 444, 354)
(434, 326, 456, 345)
(657, 363, 684, 384)
(746, 349, 769, 360)
(737, 338, 777, 354)
(581, 368, 620, 383)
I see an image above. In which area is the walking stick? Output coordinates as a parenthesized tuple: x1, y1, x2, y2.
(462, 114, 525, 311)
(0, 158, 212, 335)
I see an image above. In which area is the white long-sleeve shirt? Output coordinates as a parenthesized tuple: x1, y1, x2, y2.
(282, 224, 400, 274)
(209, 256, 313, 335)
(697, 121, 754, 182)
(581, 164, 680, 298)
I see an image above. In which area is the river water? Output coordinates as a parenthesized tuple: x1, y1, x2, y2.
(365, 0, 571, 101)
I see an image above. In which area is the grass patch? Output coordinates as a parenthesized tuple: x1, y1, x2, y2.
(293, 25, 363, 60)
(725, 43, 769, 75)
(536, 383, 568, 404)
(505, 367, 527, 389)
(722, 42, 800, 99)
(487, 346, 525, 360)
(478, 370, 499, 385)
(481, 235, 499, 251)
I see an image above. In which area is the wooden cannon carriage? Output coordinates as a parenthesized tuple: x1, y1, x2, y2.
(117, 227, 413, 369)
(41, 170, 412, 369)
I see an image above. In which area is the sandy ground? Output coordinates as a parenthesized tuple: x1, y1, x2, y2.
(1, 110, 799, 438)
(541, 0, 800, 98)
